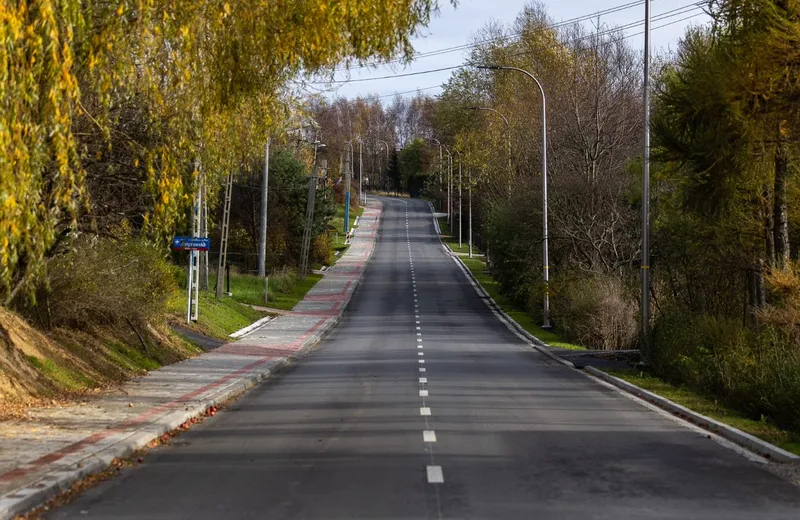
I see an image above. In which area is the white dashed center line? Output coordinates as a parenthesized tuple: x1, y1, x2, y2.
(427, 466, 444, 484)
(406, 205, 444, 493)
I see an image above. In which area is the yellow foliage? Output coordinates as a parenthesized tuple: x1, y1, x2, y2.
(757, 263, 800, 332)
(0, 0, 444, 303)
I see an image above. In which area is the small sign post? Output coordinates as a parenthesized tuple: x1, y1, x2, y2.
(172, 236, 210, 323)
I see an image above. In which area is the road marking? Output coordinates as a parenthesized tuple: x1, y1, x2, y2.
(427, 466, 444, 483)
(416, 321, 420, 324)
(416, 326, 421, 330)
(420, 389, 429, 397)
(417, 338, 422, 342)
(423, 430, 437, 442)
(419, 367, 426, 372)
(418, 352, 424, 356)
(417, 333, 422, 336)
(420, 407, 431, 416)
(419, 377, 427, 383)
(418, 345, 423, 349)
(419, 359, 425, 364)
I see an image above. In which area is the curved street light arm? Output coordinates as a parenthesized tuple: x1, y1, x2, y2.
(475, 63, 551, 329)
(466, 106, 510, 130)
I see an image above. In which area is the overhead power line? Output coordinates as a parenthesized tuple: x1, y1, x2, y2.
(315, 65, 464, 84)
(375, 85, 442, 99)
(311, 2, 705, 86)
(335, 0, 650, 72)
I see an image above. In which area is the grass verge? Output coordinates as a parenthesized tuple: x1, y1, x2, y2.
(331, 204, 365, 258)
(330, 203, 364, 237)
(438, 217, 479, 255)
(208, 272, 323, 311)
(605, 368, 800, 457)
(439, 218, 584, 351)
(167, 289, 266, 340)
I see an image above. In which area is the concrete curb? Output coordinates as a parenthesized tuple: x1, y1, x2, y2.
(427, 207, 800, 465)
(229, 314, 274, 338)
(0, 203, 384, 520)
(427, 207, 570, 367)
(427, 202, 442, 235)
(0, 358, 285, 519)
(585, 366, 799, 463)
(449, 254, 575, 369)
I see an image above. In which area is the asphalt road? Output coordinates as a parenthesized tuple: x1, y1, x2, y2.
(51, 198, 800, 519)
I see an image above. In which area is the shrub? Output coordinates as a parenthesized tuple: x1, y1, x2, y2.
(43, 236, 176, 329)
(651, 311, 800, 431)
(551, 273, 638, 350)
(312, 233, 334, 266)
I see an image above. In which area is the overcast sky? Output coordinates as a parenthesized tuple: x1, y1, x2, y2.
(309, 0, 709, 101)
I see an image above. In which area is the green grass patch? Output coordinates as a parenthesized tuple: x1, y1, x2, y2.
(330, 204, 365, 259)
(26, 356, 95, 391)
(438, 217, 479, 255)
(330, 203, 364, 237)
(458, 254, 585, 352)
(168, 289, 266, 340)
(606, 368, 800, 456)
(104, 341, 162, 372)
(205, 271, 324, 312)
(266, 273, 323, 310)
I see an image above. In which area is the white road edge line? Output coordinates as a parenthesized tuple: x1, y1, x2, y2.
(434, 207, 782, 465)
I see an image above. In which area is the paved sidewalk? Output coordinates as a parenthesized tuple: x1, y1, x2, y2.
(0, 201, 382, 520)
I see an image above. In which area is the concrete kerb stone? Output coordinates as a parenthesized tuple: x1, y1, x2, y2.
(427, 203, 800, 465)
(429, 203, 574, 370)
(585, 366, 799, 463)
(0, 201, 383, 520)
(449, 253, 575, 369)
(0, 360, 279, 520)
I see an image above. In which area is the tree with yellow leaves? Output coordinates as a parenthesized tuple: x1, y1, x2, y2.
(0, 0, 452, 304)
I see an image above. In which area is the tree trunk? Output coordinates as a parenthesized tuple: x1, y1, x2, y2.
(763, 183, 775, 265)
(773, 121, 790, 268)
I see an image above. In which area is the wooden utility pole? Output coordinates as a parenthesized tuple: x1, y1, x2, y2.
(215, 170, 234, 299)
(299, 147, 324, 280)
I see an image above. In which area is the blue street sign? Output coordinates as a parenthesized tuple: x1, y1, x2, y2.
(172, 236, 211, 251)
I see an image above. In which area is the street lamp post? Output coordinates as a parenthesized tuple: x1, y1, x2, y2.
(642, 0, 652, 343)
(345, 140, 355, 235)
(452, 147, 463, 251)
(376, 139, 389, 193)
(448, 151, 453, 229)
(477, 64, 551, 329)
(429, 138, 445, 213)
(442, 146, 453, 227)
(468, 165, 473, 259)
(358, 138, 365, 206)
